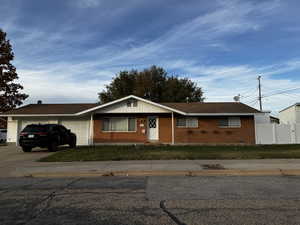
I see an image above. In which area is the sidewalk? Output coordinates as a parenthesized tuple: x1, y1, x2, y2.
(7, 159, 300, 177)
(3, 144, 300, 177)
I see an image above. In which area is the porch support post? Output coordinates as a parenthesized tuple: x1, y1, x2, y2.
(171, 112, 174, 145)
(90, 113, 94, 145)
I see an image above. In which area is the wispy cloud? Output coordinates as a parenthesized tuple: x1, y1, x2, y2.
(163, 58, 300, 113)
(18, 66, 115, 104)
(1, 0, 299, 114)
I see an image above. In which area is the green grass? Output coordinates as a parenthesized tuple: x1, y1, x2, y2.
(39, 144, 300, 162)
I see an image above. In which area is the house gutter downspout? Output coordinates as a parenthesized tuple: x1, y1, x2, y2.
(171, 112, 174, 145)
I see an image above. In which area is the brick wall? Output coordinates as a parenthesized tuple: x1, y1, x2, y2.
(93, 115, 256, 144)
(174, 116, 255, 144)
(93, 115, 148, 143)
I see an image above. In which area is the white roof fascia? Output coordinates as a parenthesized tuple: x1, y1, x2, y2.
(76, 95, 187, 115)
(0, 114, 77, 117)
(185, 113, 256, 116)
(1, 112, 257, 117)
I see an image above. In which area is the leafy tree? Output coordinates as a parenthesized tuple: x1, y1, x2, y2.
(99, 66, 204, 103)
(0, 29, 28, 112)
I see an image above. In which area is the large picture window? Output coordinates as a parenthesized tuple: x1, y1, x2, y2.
(102, 117, 136, 132)
(218, 117, 241, 128)
(176, 117, 198, 128)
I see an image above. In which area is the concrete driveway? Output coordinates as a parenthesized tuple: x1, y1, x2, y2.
(0, 144, 52, 177)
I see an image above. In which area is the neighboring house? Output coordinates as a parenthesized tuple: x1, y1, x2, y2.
(0, 117, 7, 129)
(270, 116, 280, 124)
(255, 104, 300, 145)
(279, 103, 300, 124)
(1, 95, 264, 145)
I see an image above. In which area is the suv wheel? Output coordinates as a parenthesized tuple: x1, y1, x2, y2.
(48, 141, 58, 152)
(22, 146, 32, 152)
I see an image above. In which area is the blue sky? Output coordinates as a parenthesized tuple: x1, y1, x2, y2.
(1, 0, 300, 114)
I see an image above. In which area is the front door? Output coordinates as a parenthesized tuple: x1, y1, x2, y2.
(148, 116, 158, 141)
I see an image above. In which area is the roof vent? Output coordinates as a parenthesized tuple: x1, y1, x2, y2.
(37, 100, 42, 104)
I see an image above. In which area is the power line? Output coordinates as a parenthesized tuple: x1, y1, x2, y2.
(239, 77, 300, 109)
(261, 85, 300, 97)
(240, 87, 259, 99)
(249, 100, 259, 107)
(245, 98, 259, 105)
(263, 86, 300, 96)
(281, 93, 300, 99)
(262, 87, 300, 98)
(240, 84, 256, 98)
(241, 77, 261, 110)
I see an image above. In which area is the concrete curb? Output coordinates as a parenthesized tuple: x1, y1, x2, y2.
(25, 169, 300, 178)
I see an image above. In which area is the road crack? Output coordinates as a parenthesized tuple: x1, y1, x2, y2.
(160, 200, 187, 225)
(17, 178, 81, 225)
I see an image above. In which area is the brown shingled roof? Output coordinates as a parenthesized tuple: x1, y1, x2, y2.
(2, 100, 260, 116)
(161, 102, 260, 114)
(3, 103, 99, 115)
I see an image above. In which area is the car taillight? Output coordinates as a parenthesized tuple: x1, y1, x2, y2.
(20, 132, 27, 136)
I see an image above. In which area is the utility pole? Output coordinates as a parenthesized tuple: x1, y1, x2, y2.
(258, 75, 262, 111)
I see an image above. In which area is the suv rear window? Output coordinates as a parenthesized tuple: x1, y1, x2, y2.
(22, 125, 48, 132)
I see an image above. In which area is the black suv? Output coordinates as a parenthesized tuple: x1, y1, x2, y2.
(19, 124, 77, 152)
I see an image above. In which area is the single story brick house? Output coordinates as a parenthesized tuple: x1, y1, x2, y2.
(2, 95, 264, 145)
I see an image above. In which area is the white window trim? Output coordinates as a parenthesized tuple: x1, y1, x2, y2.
(176, 117, 198, 128)
(219, 117, 241, 128)
(102, 117, 137, 132)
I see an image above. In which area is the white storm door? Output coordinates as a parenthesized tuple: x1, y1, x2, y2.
(148, 116, 158, 140)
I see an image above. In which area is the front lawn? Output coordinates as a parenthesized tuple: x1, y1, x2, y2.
(39, 144, 300, 162)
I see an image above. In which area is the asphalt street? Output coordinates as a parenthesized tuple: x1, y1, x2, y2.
(1, 176, 300, 225)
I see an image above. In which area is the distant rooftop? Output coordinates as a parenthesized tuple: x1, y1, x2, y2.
(279, 103, 300, 113)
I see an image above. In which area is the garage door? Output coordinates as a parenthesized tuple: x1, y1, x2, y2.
(60, 120, 90, 146)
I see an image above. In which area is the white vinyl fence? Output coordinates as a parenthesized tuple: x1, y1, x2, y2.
(256, 123, 300, 144)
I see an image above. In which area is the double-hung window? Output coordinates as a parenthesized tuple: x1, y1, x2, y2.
(102, 117, 136, 132)
(218, 117, 241, 128)
(176, 117, 198, 128)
